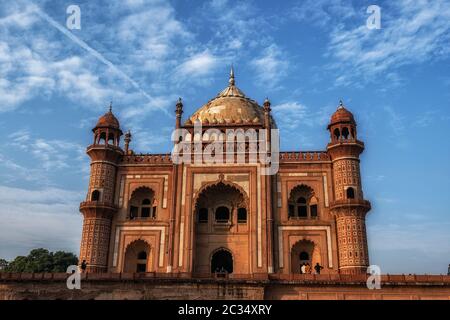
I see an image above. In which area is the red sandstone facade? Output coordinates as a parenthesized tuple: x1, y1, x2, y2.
(79, 70, 372, 277)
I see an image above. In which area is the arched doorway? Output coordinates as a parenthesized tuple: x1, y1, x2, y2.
(123, 240, 151, 273)
(211, 249, 233, 274)
(193, 181, 248, 274)
(290, 240, 321, 273)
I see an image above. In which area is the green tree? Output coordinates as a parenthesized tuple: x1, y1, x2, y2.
(0, 258, 9, 271)
(4, 248, 78, 273)
(51, 251, 78, 272)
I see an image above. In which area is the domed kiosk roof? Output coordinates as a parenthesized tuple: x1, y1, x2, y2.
(328, 100, 355, 127)
(187, 68, 272, 126)
(94, 104, 120, 130)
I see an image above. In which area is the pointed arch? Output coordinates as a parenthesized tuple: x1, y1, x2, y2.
(193, 179, 249, 210)
(290, 239, 322, 274)
(128, 186, 157, 219)
(210, 247, 234, 274)
(288, 184, 319, 219)
(123, 239, 152, 273)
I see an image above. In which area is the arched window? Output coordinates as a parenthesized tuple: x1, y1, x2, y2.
(198, 208, 208, 223)
(129, 206, 138, 219)
(136, 249, 147, 272)
(215, 206, 230, 222)
(288, 185, 319, 219)
(346, 187, 355, 199)
(211, 249, 233, 274)
(342, 127, 350, 140)
(237, 208, 247, 223)
(128, 187, 156, 219)
(137, 251, 147, 260)
(141, 198, 151, 217)
(91, 190, 100, 201)
(107, 133, 115, 145)
(333, 128, 340, 141)
(288, 204, 295, 217)
(310, 196, 318, 218)
(299, 251, 309, 261)
(297, 197, 307, 217)
(99, 132, 107, 145)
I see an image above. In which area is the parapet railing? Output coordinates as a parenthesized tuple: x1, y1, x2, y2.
(1, 272, 449, 284)
(279, 151, 330, 162)
(121, 154, 172, 164)
(119, 151, 331, 164)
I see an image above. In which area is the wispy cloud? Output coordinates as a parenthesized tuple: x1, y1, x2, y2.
(6, 129, 86, 172)
(272, 101, 334, 131)
(175, 50, 221, 80)
(250, 44, 289, 88)
(325, 0, 450, 85)
(383, 105, 406, 137)
(290, 0, 357, 28)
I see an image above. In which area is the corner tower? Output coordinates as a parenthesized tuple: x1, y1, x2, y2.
(327, 101, 371, 274)
(79, 104, 123, 272)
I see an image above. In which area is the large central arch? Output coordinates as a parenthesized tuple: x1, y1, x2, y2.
(192, 179, 249, 275)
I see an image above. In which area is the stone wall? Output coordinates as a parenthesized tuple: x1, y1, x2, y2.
(0, 273, 449, 300)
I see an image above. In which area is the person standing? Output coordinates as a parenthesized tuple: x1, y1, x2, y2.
(305, 263, 311, 274)
(300, 263, 306, 274)
(80, 260, 87, 273)
(314, 262, 323, 274)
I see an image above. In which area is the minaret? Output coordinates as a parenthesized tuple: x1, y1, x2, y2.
(327, 100, 371, 274)
(124, 130, 132, 155)
(175, 98, 183, 129)
(263, 97, 274, 273)
(79, 103, 123, 272)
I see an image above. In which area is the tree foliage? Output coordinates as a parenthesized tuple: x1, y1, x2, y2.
(0, 258, 8, 270)
(1, 248, 78, 272)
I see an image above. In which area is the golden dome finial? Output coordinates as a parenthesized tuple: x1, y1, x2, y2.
(229, 64, 235, 86)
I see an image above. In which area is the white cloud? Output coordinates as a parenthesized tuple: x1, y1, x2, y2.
(290, 0, 356, 28)
(250, 44, 289, 87)
(325, 0, 450, 85)
(272, 102, 308, 130)
(176, 50, 221, 78)
(384, 105, 406, 137)
(272, 101, 333, 131)
(6, 129, 86, 172)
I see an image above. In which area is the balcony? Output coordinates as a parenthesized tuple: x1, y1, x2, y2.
(79, 200, 118, 211)
(330, 199, 371, 211)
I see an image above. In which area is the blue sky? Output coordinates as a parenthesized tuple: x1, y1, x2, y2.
(0, 0, 449, 274)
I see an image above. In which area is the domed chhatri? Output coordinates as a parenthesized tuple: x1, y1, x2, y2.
(187, 67, 269, 126)
(328, 100, 355, 128)
(94, 102, 121, 131)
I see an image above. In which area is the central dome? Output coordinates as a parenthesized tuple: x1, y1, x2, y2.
(187, 68, 268, 126)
